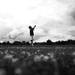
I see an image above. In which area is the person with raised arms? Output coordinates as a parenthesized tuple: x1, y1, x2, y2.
(29, 25, 36, 46)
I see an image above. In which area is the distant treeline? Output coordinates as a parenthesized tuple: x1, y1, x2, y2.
(34, 39, 75, 46)
(0, 39, 75, 46)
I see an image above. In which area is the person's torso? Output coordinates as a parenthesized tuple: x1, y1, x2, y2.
(30, 28, 34, 35)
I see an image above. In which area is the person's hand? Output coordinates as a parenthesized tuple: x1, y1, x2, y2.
(34, 25, 36, 28)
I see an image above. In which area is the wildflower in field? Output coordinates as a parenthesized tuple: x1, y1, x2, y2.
(40, 54, 44, 58)
(37, 50, 40, 52)
(10, 51, 14, 54)
(12, 58, 19, 63)
(15, 68, 22, 75)
(0, 51, 3, 55)
(4, 50, 8, 54)
(48, 52, 54, 59)
(21, 51, 25, 55)
(26, 52, 31, 56)
(34, 52, 37, 54)
(47, 53, 51, 56)
(43, 55, 49, 61)
(72, 58, 75, 65)
(34, 55, 41, 62)
(0, 69, 6, 75)
(72, 52, 75, 56)
(3, 54, 13, 59)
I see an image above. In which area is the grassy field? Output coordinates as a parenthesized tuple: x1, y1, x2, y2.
(0, 45, 75, 55)
(0, 45, 75, 75)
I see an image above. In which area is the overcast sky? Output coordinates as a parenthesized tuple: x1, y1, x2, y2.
(0, 0, 75, 42)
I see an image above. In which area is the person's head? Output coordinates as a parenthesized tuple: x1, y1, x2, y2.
(29, 26, 32, 29)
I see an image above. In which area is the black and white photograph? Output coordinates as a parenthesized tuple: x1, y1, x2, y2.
(0, 0, 75, 75)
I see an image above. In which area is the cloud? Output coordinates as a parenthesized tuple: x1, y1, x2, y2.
(0, 13, 14, 41)
(68, 9, 75, 26)
(57, 0, 75, 26)
(0, 0, 75, 42)
(68, 30, 75, 37)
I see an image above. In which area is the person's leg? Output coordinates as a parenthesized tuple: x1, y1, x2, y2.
(32, 36, 33, 41)
(31, 36, 34, 46)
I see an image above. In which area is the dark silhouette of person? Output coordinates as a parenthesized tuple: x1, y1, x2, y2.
(29, 25, 36, 46)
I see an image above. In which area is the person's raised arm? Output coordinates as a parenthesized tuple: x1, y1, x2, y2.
(33, 25, 36, 29)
